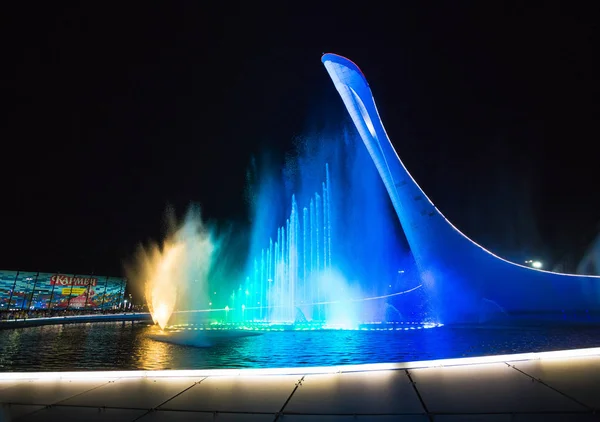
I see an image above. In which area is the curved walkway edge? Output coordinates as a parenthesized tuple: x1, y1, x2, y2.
(1, 347, 598, 421)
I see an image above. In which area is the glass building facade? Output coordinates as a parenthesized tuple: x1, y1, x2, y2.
(0, 270, 126, 311)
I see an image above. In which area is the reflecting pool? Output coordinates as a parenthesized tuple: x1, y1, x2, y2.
(1, 321, 599, 372)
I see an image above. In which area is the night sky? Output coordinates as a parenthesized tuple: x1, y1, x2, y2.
(3, 3, 598, 277)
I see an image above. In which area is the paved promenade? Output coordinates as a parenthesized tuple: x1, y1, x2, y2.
(1, 348, 598, 421)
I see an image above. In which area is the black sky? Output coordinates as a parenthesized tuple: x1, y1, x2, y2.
(3, 2, 598, 276)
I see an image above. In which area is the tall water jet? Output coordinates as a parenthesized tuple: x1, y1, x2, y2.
(127, 208, 215, 330)
(234, 124, 419, 326)
(144, 243, 184, 329)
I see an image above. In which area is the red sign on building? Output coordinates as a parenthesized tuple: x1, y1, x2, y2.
(50, 275, 98, 287)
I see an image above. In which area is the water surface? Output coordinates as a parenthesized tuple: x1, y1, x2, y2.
(1, 321, 599, 372)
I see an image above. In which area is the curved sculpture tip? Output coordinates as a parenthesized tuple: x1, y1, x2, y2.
(321, 53, 367, 80)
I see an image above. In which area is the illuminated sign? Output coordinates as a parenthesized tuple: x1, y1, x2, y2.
(50, 275, 98, 287)
(61, 288, 87, 295)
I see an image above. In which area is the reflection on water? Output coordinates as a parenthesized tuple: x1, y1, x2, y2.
(0, 322, 599, 372)
(136, 326, 172, 370)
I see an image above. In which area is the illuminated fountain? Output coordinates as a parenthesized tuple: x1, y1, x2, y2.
(129, 74, 436, 333)
(222, 129, 432, 328)
(232, 164, 334, 324)
(127, 208, 215, 329)
(134, 127, 432, 335)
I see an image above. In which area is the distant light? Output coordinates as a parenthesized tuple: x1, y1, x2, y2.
(245, 290, 250, 295)
(398, 270, 405, 274)
(524, 259, 543, 269)
(242, 304, 246, 310)
(388, 285, 392, 288)
(225, 306, 229, 311)
(209, 302, 212, 306)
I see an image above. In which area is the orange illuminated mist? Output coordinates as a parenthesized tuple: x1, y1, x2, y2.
(127, 207, 215, 330)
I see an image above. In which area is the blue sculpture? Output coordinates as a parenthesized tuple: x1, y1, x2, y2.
(322, 53, 600, 324)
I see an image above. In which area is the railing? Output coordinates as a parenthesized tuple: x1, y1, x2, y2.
(0, 306, 145, 322)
